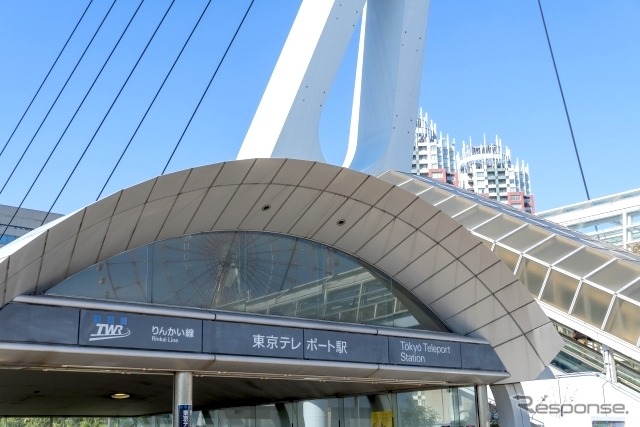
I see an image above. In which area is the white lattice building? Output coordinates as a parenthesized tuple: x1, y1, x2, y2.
(411, 109, 458, 185)
(457, 137, 534, 212)
(411, 112, 535, 212)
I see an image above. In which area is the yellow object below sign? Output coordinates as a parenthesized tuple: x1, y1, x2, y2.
(371, 411, 393, 427)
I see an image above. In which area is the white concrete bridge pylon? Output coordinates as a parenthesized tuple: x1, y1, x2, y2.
(237, 0, 430, 176)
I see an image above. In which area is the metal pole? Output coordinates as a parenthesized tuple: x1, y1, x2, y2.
(174, 371, 193, 427)
(476, 385, 490, 427)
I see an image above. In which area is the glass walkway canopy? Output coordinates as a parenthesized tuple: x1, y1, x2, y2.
(379, 171, 640, 359)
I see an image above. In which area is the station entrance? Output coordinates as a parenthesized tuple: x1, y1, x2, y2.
(0, 159, 563, 427)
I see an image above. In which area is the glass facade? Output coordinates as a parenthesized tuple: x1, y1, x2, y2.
(47, 231, 448, 332)
(0, 387, 479, 427)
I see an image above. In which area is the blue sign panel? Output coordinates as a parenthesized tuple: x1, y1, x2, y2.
(388, 336, 462, 369)
(178, 404, 191, 427)
(461, 342, 506, 371)
(208, 322, 390, 364)
(303, 329, 389, 363)
(0, 303, 506, 374)
(209, 321, 304, 358)
(79, 310, 202, 352)
(0, 303, 79, 345)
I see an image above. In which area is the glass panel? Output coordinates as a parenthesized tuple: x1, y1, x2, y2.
(418, 187, 452, 205)
(214, 406, 255, 427)
(344, 395, 371, 427)
(397, 389, 455, 427)
(496, 224, 550, 252)
(327, 399, 341, 427)
(555, 247, 612, 277)
(628, 210, 640, 225)
(615, 357, 640, 393)
(49, 418, 111, 427)
(494, 244, 519, 273)
(571, 283, 613, 328)
(0, 387, 481, 427)
(47, 231, 448, 332)
(525, 236, 580, 265)
(399, 179, 433, 196)
(92, 252, 148, 303)
(572, 216, 621, 234)
(585, 259, 640, 292)
(592, 421, 625, 427)
(591, 228, 624, 246)
(435, 196, 474, 218)
(254, 404, 292, 427)
(362, 394, 394, 427)
(551, 336, 603, 374)
(515, 257, 548, 298)
(452, 205, 497, 229)
(621, 281, 640, 302)
(605, 297, 640, 345)
(295, 400, 340, 427)
(355, 280, 401, 325)
(570, 216, 624, 246)
(540, 270, 579, 312)
(473, 215, 524, 240)
(627, 224, 640, 247)
(456, 386, 478, 427)
(397, 391, 440, 427)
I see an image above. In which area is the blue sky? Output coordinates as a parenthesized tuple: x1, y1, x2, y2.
(0, 0, 638, 215)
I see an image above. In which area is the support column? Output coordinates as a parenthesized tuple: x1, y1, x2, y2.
(490, 383, 531, 427)
(174, 371, 194, 427)
(476, 385, 490, 427)
(303, 400, 328, 427)
(602, 345, 618, 383)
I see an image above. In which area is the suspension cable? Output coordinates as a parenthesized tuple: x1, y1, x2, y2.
(537, 0, 590, 200)
(0, 0, 117, 195)
(41, 0, 177, 224)
(0, 0, 94, 160)
(95, 0, 214, 201)
(0, 1, 144, 241)
(161, 0, 256, 175)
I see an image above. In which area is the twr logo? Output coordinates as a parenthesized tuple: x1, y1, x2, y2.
(89, 315, 131, 341)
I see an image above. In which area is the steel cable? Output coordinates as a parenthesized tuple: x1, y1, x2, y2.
(0, 0, 144, 240)
(96, 0, 213, 201)
(161, 0, 256, 175)
(40, 0, 177, 224)
(0, 0, 117, 195)
(0, 0, 94, 160)
(537, 0, 591, 200)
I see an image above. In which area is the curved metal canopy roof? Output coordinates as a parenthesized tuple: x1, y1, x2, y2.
(0, 158, 561, 388)
(378, 171, 640, 361)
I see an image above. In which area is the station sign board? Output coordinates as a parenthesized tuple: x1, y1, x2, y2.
(1, 303, 506, 373)
(79, 310, 202, 352)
